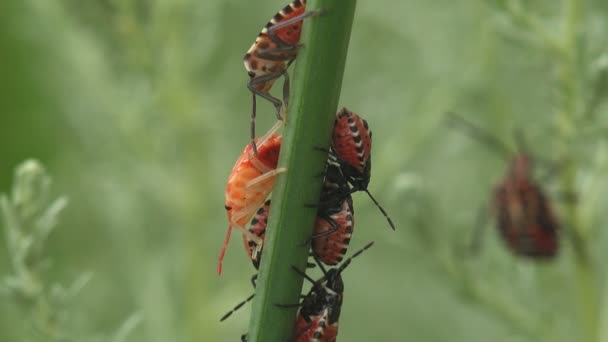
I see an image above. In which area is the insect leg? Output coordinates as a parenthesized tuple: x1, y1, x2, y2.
(245, 167, 287, 190)
(309, 216, 339, 240)
(219, 293, 255, 322)
(217, 225, 234, 275)
(248, 72, 285, 118)
(250, 273, 258, 288)
(250, 93, 259, 156)
(246, 72, 285, 156)
(254, 45, 299, 61)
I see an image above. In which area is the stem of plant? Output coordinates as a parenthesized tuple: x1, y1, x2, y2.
(246, 1, 357, 341)
(555, 0, 599, 340)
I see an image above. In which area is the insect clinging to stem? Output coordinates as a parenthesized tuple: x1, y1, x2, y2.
(281, 241, 375, 342)
(244, 0, 322, 155)
(219, 121, 286, 275)
(330, 108, 396, 230)
(311, 162, 355, 266)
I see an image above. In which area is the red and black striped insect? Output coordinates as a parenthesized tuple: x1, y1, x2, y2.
(219, 198, 319, 322)
(311, 163, 355, 266)
(243, 199, 270, 270)
(220, 166, 353, 323)
(286, 241, 375, 342)
(241, 158, 356, 269)
(492, 154, 559, 258)
(244, 0, 321, 155)
(446, 113, 559, 259)
(219, 122, 285, 275)
(243, 164, 354, 269)
(330, 108, 395, 230)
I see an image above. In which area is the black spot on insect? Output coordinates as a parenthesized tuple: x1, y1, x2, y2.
(258, 41, 270, 50)
(282, 5, 293, 14)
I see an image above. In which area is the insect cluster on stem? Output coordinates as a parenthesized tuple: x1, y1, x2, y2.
(219, 1, 396, 340)
(220, 106, 394, 342)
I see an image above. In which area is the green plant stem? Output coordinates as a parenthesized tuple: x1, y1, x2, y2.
(246, 1, 357, 341)
(555, 0, 599, 340)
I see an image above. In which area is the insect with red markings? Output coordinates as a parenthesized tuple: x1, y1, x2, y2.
(219, 122, 286, 275)
(243, 162, 355, 267)
(220, 165, 352, 322)
(330, 108, 395, 230)
(241, 164, 353, 275)
(243, 199, 270, 270)
(244, 0, 321, 155)
(311, 162, 355, 266)
(219, 198, 314, 322)
(285, 241, 375, 342)
(492, 154, 559, 258)
(446, 113, 559, 259)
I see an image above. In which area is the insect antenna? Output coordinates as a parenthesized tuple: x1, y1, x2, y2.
(338, 241, 375, 274)
(363, 189, 396, 230)
(220, 293, 255, 322)
(217, 225, 233, 275)
(445, 112, 511, 159)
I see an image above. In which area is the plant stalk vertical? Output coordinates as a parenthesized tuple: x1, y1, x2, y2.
(555, 0, 598, 340)
(246, 1, 357, 341)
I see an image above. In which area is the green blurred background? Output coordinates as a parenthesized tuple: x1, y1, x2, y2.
(1, 0, 607, 341)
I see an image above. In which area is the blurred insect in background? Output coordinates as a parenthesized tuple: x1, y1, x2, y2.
(330, 108, 395, 230)
(282, 241, 375, 342)
(446, 112, 559, 259)
(493, 154, 559, 258)
(219, 122, 285, 275)
(244, 0, 321, 155)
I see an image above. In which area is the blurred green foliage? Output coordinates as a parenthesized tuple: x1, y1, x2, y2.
(0, 0, 607, 341)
